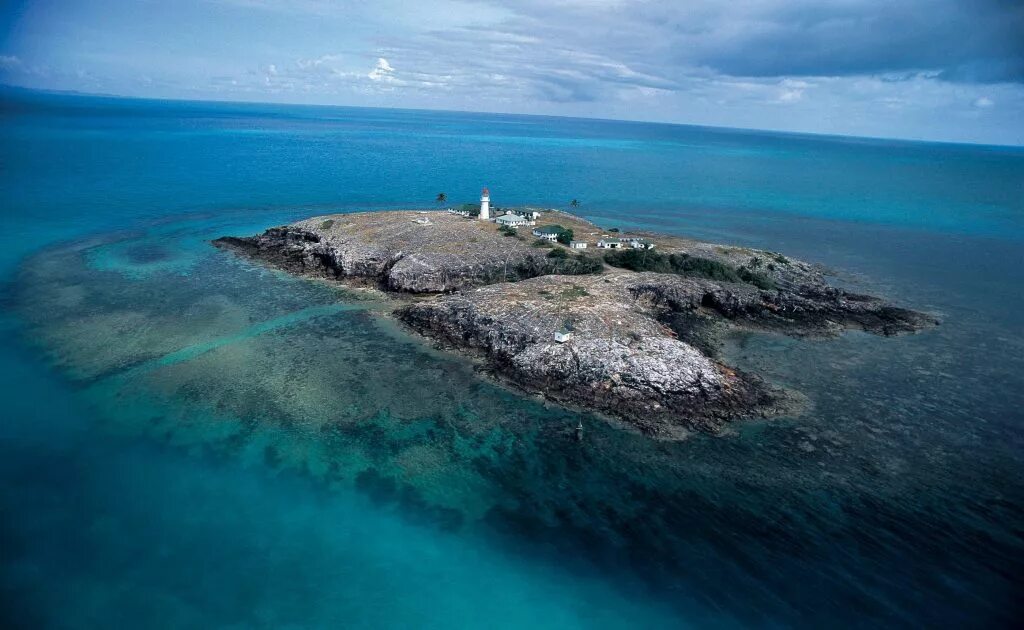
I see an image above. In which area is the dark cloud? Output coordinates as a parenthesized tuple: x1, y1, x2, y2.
(473, 0, 1024, 88)
(679, 0, 1024, 82)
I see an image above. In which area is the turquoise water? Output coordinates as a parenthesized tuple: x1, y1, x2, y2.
(1, 88, 1023, 627)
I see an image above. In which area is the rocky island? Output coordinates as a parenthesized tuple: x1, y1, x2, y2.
(214, 206, 937, 438)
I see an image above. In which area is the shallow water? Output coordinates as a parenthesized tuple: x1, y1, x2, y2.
(1, 89, 1022, 628)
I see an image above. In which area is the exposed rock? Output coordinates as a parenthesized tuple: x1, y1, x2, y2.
(214, 211, 601, 293)
(395, 273, 787, 437)
(216, 209, 937, 437)
(628, 276, 939, 337)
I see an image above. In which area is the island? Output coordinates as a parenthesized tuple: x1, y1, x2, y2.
(214, 202, 937, 439)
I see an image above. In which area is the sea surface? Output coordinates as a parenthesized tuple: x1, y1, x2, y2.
(1, 88, 1022, 628)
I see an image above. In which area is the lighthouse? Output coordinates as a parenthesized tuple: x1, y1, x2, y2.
(479, 187, 491, 220)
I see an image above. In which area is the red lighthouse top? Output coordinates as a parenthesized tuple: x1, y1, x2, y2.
(482, 187, 490, 196)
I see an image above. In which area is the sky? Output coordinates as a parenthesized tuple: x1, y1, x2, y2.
(1, 0, 1023, 145)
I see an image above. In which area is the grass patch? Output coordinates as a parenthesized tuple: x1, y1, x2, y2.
(559, 284, 590, 300)
(319, 219, 335, 230)
(547, 248, 568, 259)
(532, 239, 554, 248)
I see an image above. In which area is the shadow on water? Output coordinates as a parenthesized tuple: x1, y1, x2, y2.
(4, 209, 1022, 627)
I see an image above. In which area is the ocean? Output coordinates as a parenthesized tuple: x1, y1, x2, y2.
(1, 88, 1022, 628)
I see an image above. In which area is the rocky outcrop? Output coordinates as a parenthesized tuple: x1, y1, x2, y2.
(213, 211, 600, 293)
(627, 276, 938, 337)
(394, 267, 939, 437)
(395, 274, 786, 437)
(217, 209, 937, 437)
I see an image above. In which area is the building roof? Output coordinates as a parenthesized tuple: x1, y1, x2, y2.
(496, 213, 526, 223)
(482, 187, 489, 196)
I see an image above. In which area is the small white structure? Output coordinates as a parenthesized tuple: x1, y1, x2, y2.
(496, 213, 529, 228)
(414, 216, 432, 225)
(596, 238, 624, 249)
(554, 329, 573, 343)
(569, 241, 587, 249)
(630, 239, 655, 250)
(479, 187, 491, 220)
(532, 226, 562, 241)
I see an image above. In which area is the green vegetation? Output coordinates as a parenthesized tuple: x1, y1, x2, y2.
(532, 239, 555, 248)
(559, 283, 589, 300)
(562, 254, 603, 275)
(556, 228, 574, 245)
(607, 227, 620, 233)
(603, 249, 775, 289)
(602, 249, 671, 273)
(547, 248, 568, 259)
(675, 255, 745, 282)
(498, 225, 518, 237)
(518, 253, 603, 278)
(736, 266, 776, 290)
(319, 219, 335, 230)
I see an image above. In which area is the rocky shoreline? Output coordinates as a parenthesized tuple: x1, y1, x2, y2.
(214, 209, 937, 438)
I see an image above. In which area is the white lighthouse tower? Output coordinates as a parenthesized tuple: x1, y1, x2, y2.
(479, 187, 491, 220)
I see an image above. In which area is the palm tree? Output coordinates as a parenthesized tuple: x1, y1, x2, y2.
(436, 192, 447, 207)
(570, 199, 580, 210)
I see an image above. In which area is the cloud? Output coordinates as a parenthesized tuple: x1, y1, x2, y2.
(368, 57, 395, 83)
(0, 55, 22, 71)
(474, 0, 1024, 84)
(5, 0, 1023, 143)
(773, 79, 810, 103)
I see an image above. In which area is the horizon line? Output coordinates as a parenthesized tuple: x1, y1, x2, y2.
(3, 83, 1022, 150)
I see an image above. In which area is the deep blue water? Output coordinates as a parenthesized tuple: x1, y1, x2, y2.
(1, 88, 1023, 628)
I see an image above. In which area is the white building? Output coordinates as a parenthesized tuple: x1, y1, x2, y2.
(554, 329, 573, 343)
(596, 238, 624, 249)
(479, 187, 491, 220)
(630, 239, 655, 250)
(569, 241, 587, 249)
(532, 226, 562, 241)
(495, 213, 529, 228)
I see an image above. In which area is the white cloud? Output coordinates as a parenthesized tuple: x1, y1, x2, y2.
(0, 55, 23, 71)
(973, 96, 994, 108)
(368, 57, 395, 83)
(773, 79, 810, 103)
